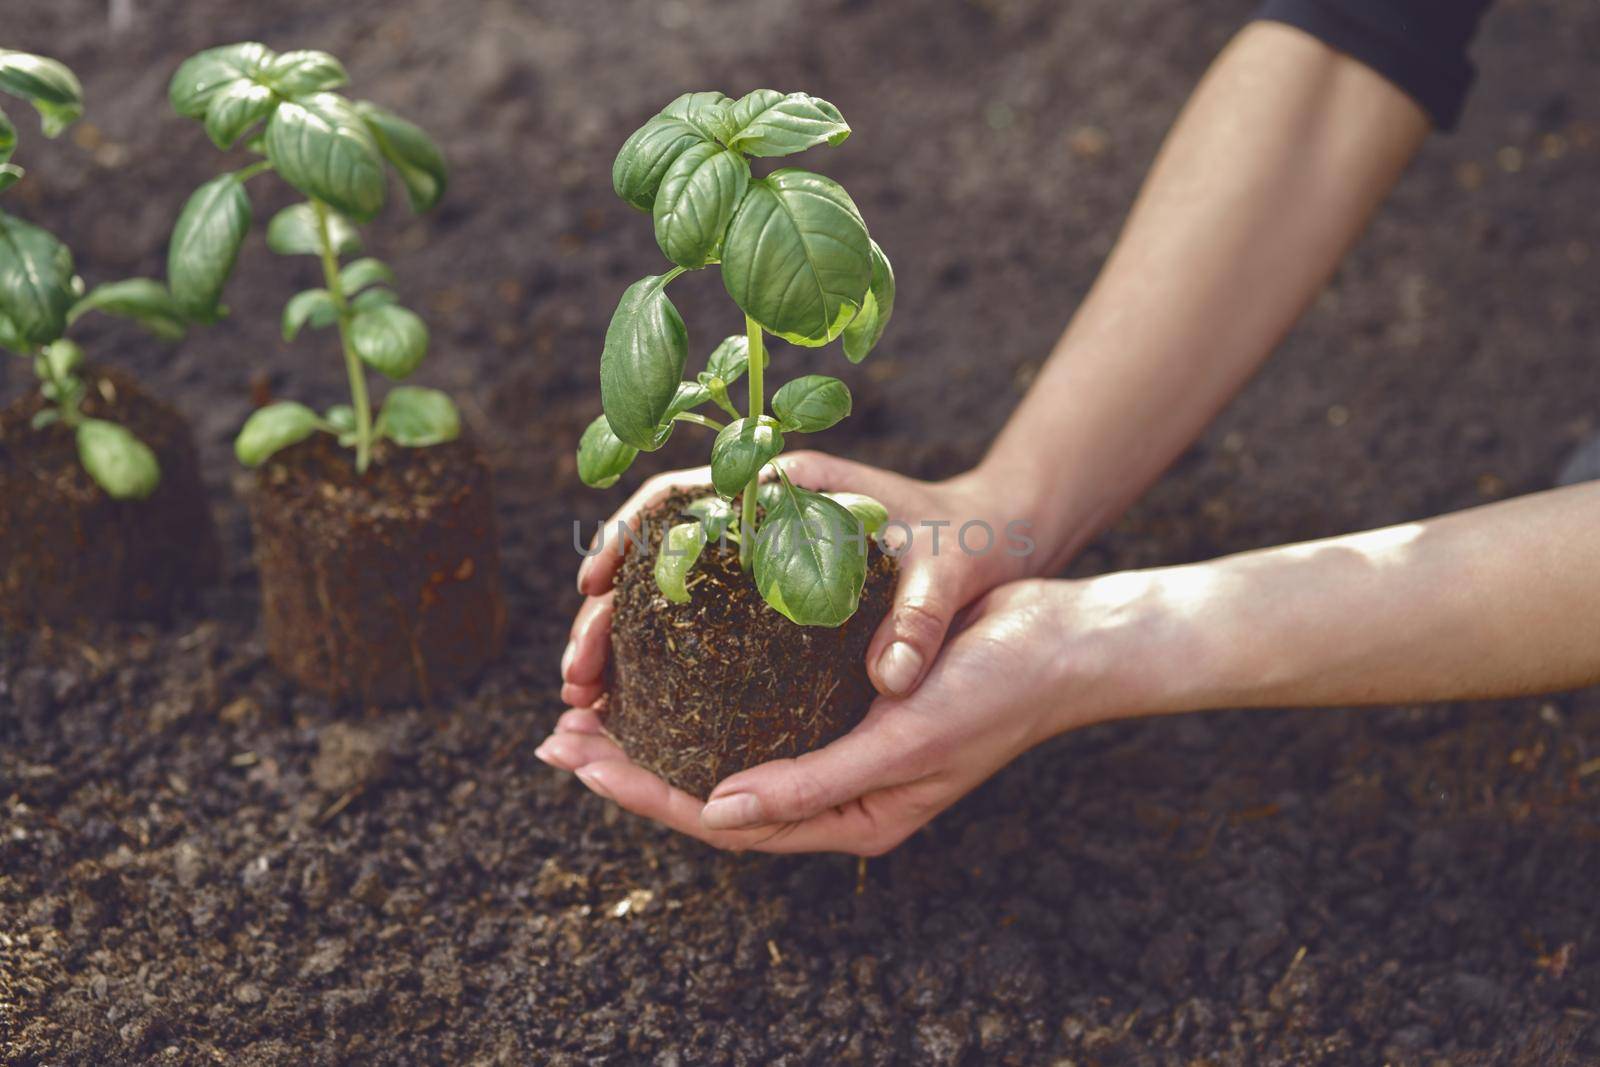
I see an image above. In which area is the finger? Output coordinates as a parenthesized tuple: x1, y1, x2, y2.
(560, 681, 604, 708)
(574, 759, 780, 851)
(699, 709, 914, 830)
(562, 592, 614, 686)
(535, 731, 624, 772)
(865, 555, 964, 697)
(777, 450, 899, 499)
(577, 466, 711, 595)
(554, 707, 604, 734)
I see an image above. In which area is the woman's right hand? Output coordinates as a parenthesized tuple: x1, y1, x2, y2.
(564, 450, 1048, 709)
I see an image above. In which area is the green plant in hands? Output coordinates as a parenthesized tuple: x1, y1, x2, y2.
(0, 49, 186, 500)
(578, 90, 895, 627)
(165, 43, 455, 474)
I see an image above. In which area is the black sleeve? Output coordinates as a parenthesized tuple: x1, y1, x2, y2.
(1254, 0, 1494, 131)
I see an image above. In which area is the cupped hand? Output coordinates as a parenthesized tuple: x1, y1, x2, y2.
(564, 450, 1038, 710)
(541, 578, 1137, 854)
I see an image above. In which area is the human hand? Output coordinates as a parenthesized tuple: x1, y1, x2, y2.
(564, 450, 1041, 710)
(541, 576, 1171, 855)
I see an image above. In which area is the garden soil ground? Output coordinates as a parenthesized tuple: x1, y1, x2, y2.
(3, 0, 1599, 1063)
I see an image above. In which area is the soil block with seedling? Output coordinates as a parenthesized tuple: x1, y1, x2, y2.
(0, 48, 217, 629)
(578, 90, 899, 798)
(166, 43, 505, 704)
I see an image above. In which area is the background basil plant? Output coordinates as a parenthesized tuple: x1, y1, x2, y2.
(579, 90, 896, 627)
(0, 49, 188, 500)
(165, 43, 455, 473)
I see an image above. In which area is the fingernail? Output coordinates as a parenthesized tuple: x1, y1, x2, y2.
(534, 741, 557, 766)
(560, 640, 576, 678)
(701, 793, 764, 830)
(575, 767, 613, 800)
(878, 641, 924, 695)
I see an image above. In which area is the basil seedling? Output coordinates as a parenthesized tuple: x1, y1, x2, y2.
(0, 49, 185, 500)
(579, 91, 896, 627)
(165, 43, 456, 473)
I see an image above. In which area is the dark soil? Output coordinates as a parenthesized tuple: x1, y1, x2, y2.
(248, 433, 506, 706)
(606, 492, 895, 799)
(3, 0, 1600, 1064)
(0, 365, 218, 629)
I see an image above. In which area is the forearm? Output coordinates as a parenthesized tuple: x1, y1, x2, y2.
(978, 21, 1430, 572)
(1126, 486, 1600, 713)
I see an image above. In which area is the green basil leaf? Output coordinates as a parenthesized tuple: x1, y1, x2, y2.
(377, 385, 459, 447)
(726, 90, 849, 158)
(660, 91, 736, 142)
(350, 303, 428, 379)
(684, 495, 736, 539)
(260, 50, 349, 98)
(0, 50, 84, 137)
(350, 287, 396, 312)
(325, 403, 356, 436)
(753, 482, 866, 627)
(264, 202, 362, 257)
(756, 477, 784, 512)
(599, 273, 689, 450)
(611, 114, 708, 212)
(0, 307, 28, 351)
(700, 334, 753, 385)
(354, 101, 448, 213)
(43, 338, 83, 379)
(30, 407, 58, 430)
(722, 170, 871, 346)
(710, 415, 785, 498)
(235, 400, 321, 466)
(338, 257, 394, 296)
(576, 412, 639, 489)
(772, 374, 851, 433)
(265, 93, 387, 222)
(825, 491, 888, 537)
(654, 521, 708, 605)
(67, 278, 186, 341)
(663, 380, 712, 422)
(842, 238, 895, 363)
(203, 79, 277, 149)
(0, 209, 73, 343)
(76, 419, 160, 500)
(652, 141, 749, 269)
(167, 173, 251, 322)
(0, 162, 20, 194)
(282, 288, 336, 341)
(0, 103, 16, 165)
(168, 43, 274, 119)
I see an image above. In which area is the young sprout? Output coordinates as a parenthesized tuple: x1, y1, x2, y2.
(164, 43, 455, 473)
(579, 91, 895, 626)
(0, 49, 187, 500)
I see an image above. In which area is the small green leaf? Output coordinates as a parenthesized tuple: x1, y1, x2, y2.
(167, 173, 251, 322)
(236, 400, 321, 466)
(700, 334, 754, 384)
(684, 495, 736, 539)
(753, 482, 867, 627)
(576, 413, 639, 489)
(611, 113, 709, 212)
(68, 279, 186, 340)
(377, 386, 459, 447)
(354, 101, 448, 213)
(0, 50, 85, 137)
(260, 50, 349, 98)
(42, 338, 83, 379)
(282, 288, 336, 341)
(350, 303, 428, 379)
(722, 170, 872, 346)
(339, 257, 394, 296)
(726, 90, 849, 158)
(825, 491, 888, 536)
(0, 209, 73, 343)
(772, 374, 851, 433)
(710, 415, 785, 498)
(0, 103, 15, 165)
(0, 162, 20, 194)
(654, 521, 707, 604)
(663, 380, 712, 422)
(203, 78, 277, 149)
(0, 307, 25, 351)
(350, 287, 397, 312)
(652, 141, 749, 269)
(599, 273, 689, 451)
(325, 403, 356, 435)
(659, 92, 736, 142)
(265, 93, 387, 222)
(76, 418, 160, 500)
(265, 202, 361, 257)
(169, 43, 274, 119)
(30, 407, 58, 430)
(842, 239, 895, 363)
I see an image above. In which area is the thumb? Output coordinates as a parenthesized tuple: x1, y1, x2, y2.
(701, 712, 907, 830)
(866, 552, 964, 698)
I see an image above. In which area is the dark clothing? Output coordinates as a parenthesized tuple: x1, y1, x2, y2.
(1255, 0, 1494, 130)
